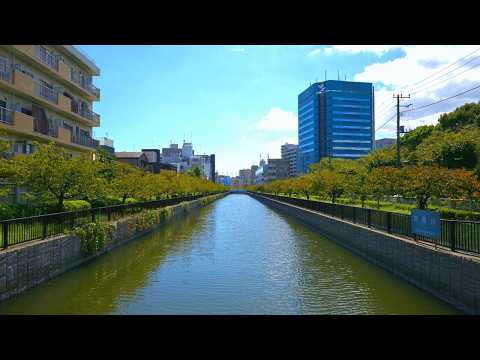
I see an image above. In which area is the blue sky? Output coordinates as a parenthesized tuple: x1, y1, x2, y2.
(82, 45, 479, 176)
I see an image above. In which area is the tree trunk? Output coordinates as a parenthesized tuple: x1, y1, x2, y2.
(122, 194, 127, 204)
(57, 193, 64, 212)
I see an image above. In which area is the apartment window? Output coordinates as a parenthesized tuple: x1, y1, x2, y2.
(0, 56, 8, 79)
(21, 107, 32, 116)
(14, 142, 33, 154)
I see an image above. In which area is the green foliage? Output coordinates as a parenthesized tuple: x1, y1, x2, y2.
(438, 102, 480, 131)
(73, 222, 114, 256)
(186, 166, 202, 178)
(135, 210, 160, 232)
(63, 200, 91, 212)
(400, 125, 435, 150)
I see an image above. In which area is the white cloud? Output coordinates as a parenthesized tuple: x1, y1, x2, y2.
(329, 45, 403, 56)
(264, 136, 298, 159)
(231, 47, 246, 52)
(324, 47, 334, 55)
(308, 48, 322, 56)
(345, 45, 480, 138)
(255, 107, 297, 132)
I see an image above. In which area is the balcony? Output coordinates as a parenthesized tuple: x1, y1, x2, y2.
(9, 46, 99, 101)
(72, 135, 99, 149)
(34, 82, 58, 104)
(70, 68, 100, 98)
(34, 46, 60, 72)
(0, 108, 96, 152)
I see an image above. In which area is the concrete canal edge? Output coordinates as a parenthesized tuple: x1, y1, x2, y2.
(0, 193, 227, 304)
(250, 193, 480, 314)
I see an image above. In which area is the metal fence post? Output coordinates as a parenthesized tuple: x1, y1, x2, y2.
(3, 223, 8, 249)
(107, 208, 111, 222)
(387, 212, 392, 233)
(450, 221, 456, 252)
(91, 209, 95, 223)
(352, 207, 356, 223)
(42, 218, 47, 239)
(367, 209, 371, 228)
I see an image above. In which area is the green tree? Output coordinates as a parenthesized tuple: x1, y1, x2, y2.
(12, 142, 100, 211)
(187, 166, 202, 178)
(366, 166, 401, 208)
(438, 102, 480, 131)
(416, 128, 479, 169)
(400, 125, 435, 150)
(400, 165, 449, 209)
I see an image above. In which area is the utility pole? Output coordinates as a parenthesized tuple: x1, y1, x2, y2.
(393, 93, 411, 168)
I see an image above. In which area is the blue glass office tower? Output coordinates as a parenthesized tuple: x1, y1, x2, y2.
(297, 80, 374, 173)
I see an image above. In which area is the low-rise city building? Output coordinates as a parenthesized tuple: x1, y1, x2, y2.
(281, 143, 298, 178)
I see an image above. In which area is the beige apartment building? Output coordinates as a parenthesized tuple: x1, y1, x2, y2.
(0, 45, 100, 158)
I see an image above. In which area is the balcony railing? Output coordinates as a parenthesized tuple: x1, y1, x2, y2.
(35, 46, 60, 71)
(0, 106, 13, 125)
(72, 135, 99, 149)
(70, 68, 99, 97)
(34, 82, 58, 104)
(71, 106, 99, 123)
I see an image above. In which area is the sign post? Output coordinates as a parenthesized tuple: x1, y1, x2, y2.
(411, 209, 441, 243)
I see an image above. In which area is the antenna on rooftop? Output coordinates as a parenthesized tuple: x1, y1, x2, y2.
(325, 70, 327, 81)
(338, 70, 340, 80)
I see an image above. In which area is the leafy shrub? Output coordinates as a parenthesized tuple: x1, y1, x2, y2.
(125, 198, 138, 204)
(90, 196, 123, 208)
(64, 200, 91, 212)
(73, 222, 114, 256)
(136, 210, 159, 231)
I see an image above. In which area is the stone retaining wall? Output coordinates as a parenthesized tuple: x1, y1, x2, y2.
(251, 193, 480, 314)
(0, 193, 226, 303)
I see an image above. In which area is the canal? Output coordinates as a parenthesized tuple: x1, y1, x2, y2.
(0, 194, 459, 314)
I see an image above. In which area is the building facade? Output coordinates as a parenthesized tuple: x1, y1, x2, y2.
(238, 169, 252, 186)
(98, 137, 114, 155)
(254, 158, 289, 184)
(281, 143, 298, 178)
(115, 152, 152, 171)
(298, 80, 374, 173)
(0, 45, 100, 158)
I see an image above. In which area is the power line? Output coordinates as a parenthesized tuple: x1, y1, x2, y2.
(409, 57, 480, 95)
(398, 47, 480, 93)
(401, 83, 480, 114)
(375, 113, 397, 131)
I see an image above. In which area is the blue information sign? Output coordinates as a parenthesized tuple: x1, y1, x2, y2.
(411, 209, 441, 240)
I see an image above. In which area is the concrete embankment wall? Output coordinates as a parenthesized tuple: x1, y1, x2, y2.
(0, 193, 226, 303)
(250, 193, 480, 314)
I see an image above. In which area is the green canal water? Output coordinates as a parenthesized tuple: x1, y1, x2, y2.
(0, 194, 459, 314)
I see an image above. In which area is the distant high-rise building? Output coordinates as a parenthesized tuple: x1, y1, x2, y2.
(298, 80, 374, 174)
(239, 169, 252, 186)
(182, 141, 193, 159)
(250, 165, 258, 184)
(264, 158, 289, 182)
(281, 143, 298, 177)
(161, 143, 182, 164)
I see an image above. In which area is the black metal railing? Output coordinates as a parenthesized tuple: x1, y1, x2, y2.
(0, 193, 221, 250)
(251, 192, 480, 256)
